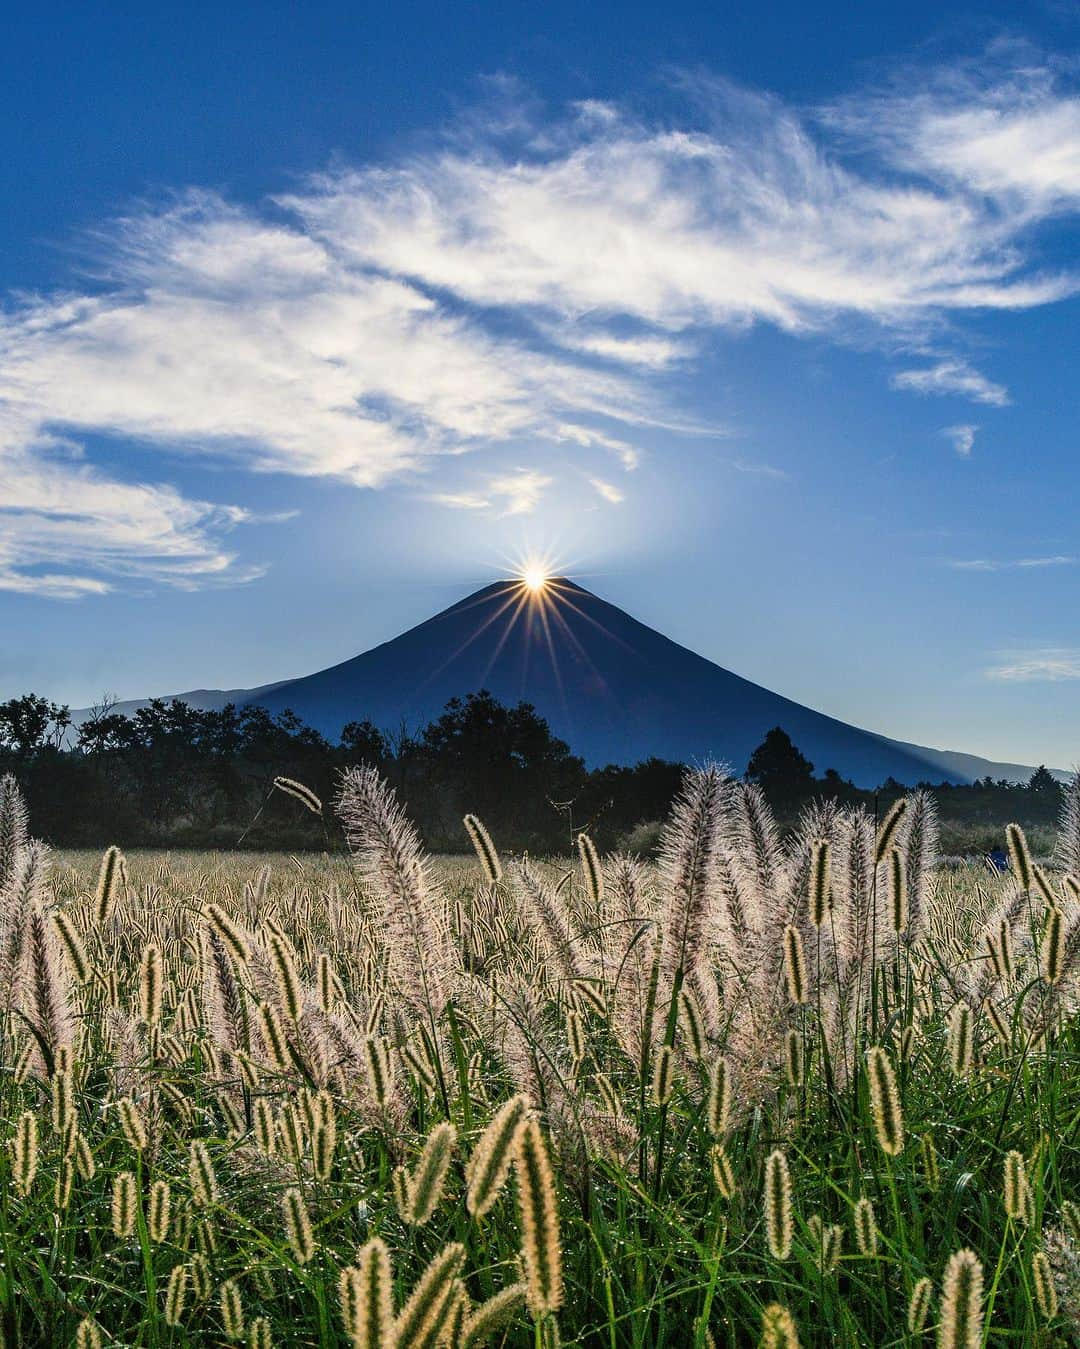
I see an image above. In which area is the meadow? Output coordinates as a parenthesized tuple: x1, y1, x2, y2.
(2, 768, 1080, 1347)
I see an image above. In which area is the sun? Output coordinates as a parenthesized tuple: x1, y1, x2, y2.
(521, 563, 549, 593)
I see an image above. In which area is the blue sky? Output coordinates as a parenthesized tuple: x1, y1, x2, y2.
(2, 1, 1080, 767)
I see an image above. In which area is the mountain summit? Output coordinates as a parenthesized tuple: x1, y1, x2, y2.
(76, 577, 1059, 787)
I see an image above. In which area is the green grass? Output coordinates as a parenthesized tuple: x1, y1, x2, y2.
(2, 804, 1080, 1347)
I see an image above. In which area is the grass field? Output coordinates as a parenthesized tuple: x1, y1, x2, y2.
(2, 768, 1080, 1347)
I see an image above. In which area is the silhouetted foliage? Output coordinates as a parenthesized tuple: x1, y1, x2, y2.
(746, 726, 815, 804)
(0, 690, 1065, 854)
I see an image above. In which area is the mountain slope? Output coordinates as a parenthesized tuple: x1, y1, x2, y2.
(70, 578, 1064, 786)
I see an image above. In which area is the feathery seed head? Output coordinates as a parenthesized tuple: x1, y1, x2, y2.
(907, 1278, 933, 1334)
(164, 1264, 189, 1326)
(75, 1319, 102, 1349)
(1032, 1249, 1058, 1320)
(219, 1278, 245, 1342)
(875, 798, 908, 865)
(273, 776, 322, 815)
(1041, 907, 1065, 985)
(52, 909, 91, 984)
(711, 1145, 737, 1199)
(117, 1096, 148, 1151)
(889, 848, 908, 934)
(10, 1110, 38, 1196)
(809, 839, 831, 927)
(460, 1284, 527, 1348)
(112, 1170, 137, 1238)
(947, 1003, 974, 1078)
(782, 925, 808, 1005)
(1006, 823, 1034, 892)
(404, 1121, 457, 1227)
(148, 1179, 171, 1243)
(938, 1248, 983, 1349)
(1003, 1150, 1032, 1223)
(139, 943, 164, 1025)
(189, 1139, 218, 1207)
(866, 1046, 905, 1156)
(514, 1116, 563, 1318)
(94, 845, 125, 926)
(394, 1242, 468, 1347)
(466, 1094, 529, 1219)
(760, 1303, 801, 1348)
(282, 1186, 316, 1264)
(764, 1149, 794, 1261)
(784, 1029, 805, 1089)
(707, 1057, 731, 1138)
(249, 1317, 273, 1349)
(340, 1237, 394, 1349)
(652, 1044, 676, 1106)
(576, 832, 604, 910)
(464, 813, 502, 884)
(853, 1196, 877, 1256)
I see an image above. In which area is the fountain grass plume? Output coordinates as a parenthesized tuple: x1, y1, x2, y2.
(513, 859, 585, 987)
(657, 764, 728, 996)
(466, 1093, 528, 1218)
(874, 797, 908, 865)
(763, 1148, 793, 1260)
(514, 1115, 563, 1318)
(0, 774, 28, 892)
(21, 889, 75, 1076)
(938, 1249, 983, 1349)
(337, 765, 455, 1020)
(1056, 772, 1080, 878)
(93, 845, 125, 927)
(577, 832, 604, 912)
(273, 777, 322, 815)
(1006, 823, 1034, 893)
(394, 1241, 467, 1346)
(866, 1046, 904, 1156)
(902, 789, 938, 937)
(463, 814, 502, 884)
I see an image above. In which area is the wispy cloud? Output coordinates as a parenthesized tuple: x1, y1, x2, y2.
(589, 476, 625, 504)
(950, 555, 1076, 572)
(942, 424, 978, 457)
(892, 361, 1009, 406)
(425, 491, 490, 510)
(731, 457, 790, 480)
(3, 58, 1080, 595)
(987, 648, 1080, 681)
(487, 470, 552, 516)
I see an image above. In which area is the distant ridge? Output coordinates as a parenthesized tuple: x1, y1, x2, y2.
(70, 578, 1069, 787)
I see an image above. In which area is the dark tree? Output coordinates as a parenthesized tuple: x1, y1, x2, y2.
(341, 719, 389, 766)
(0, 694, 71, 757)
(415, 690, 585, 849)
(1028, 765, 1061, 797)
(746, 727, 814, 803)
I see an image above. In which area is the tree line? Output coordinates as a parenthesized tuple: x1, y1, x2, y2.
(0, 690, 1066, 853)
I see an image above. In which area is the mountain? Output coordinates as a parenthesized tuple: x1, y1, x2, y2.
(71, 578, 1066, 787)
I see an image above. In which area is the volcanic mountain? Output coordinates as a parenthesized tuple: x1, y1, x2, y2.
(73, 577, 1064, 787)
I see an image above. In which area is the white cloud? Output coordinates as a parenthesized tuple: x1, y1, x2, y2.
(950, 555, 1076, 571)
(987, 648, 1080, 681)
(942, 424, 978, 457)
(828, 66, 1080, 215)
(426, 491, 490, 510)
(589, 477, 625, 504)
(892, 361, 1009, 406)
(3, 61, 1080, 596)
(731, 457, 789, 480)
(487, 470, 552, 515)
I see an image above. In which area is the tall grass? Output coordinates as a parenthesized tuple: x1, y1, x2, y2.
(1, 769, 1080, 1345)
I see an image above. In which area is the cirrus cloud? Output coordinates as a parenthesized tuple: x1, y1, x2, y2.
(3, 59, 1080, 596)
